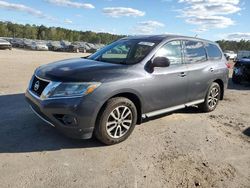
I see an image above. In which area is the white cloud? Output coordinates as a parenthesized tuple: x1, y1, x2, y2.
(46, 0, 95, 9)
(103, 7, 145, 17)
(64, 18, 73, 24)
(221, 32, 250, 41)
(186, 16, 234, 28)
(75, 14, 82, 17)
(178, 0, 241, 31)
(133, 20, 165, 34)
(0, 0, 54, 20)
(161, 0, 173, 2)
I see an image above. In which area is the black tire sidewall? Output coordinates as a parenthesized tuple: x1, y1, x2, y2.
(95, 97, 137, 145)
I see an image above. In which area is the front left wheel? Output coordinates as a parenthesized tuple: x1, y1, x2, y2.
(94, 97, 137, 145)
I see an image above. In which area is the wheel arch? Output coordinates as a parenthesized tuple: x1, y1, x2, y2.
(213, 79, 224, 100)
(96, 91, 143, 125)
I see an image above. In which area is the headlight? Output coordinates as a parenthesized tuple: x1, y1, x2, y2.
(41, 82, 101, 99)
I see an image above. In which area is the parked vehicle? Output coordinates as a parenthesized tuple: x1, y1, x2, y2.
(31, 42, 48, 51)
(47, 41, 64, 51)
(0, 39, 12, 50)
(224, 50, 237, 61)
(237, 51, 250, 61)
(26, 35, 229, 145)
(23, 39, 33, 49)
(10, 38, 24, 48)
(232, 58, 250, 84)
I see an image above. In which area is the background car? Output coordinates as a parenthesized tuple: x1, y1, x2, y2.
(10, 38, 24, 48)
(237, 50, 250, 60)
(224, 50, 237, 61)
(31, 41, 49, 51)
(0, 38, 12, 50)
(47, 41, 64, 51)
(232, 57, 250, 84)
(23, 39, 33, 49)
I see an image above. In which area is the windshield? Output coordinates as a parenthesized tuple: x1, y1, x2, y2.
(88, 39, 160, 64)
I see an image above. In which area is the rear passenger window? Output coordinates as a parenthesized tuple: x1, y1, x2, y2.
(205, 43, 222, 60)
(155, 40, 182, 65)
(184, 41, 207, 63)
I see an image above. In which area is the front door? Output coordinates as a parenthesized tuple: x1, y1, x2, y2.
(143, 40, 188, 113)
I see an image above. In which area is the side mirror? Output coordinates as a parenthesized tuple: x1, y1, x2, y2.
(146, 56, 170, 73)
(152, 56, 170, 68)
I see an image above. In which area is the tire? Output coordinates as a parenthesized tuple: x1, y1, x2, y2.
(94, 97, 137, 145)
(199, 82, 221, 112)
(232, 72, 242, 84)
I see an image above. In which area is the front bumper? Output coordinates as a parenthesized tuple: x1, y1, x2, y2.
(0, 44, 11, 49)
(25, 89, 100, 139)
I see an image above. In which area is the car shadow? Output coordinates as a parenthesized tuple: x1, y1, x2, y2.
(227, 78, 250, 90)
(0, 93, 104, 153)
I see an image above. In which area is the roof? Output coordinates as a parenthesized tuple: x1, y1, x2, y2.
(122, 34, 215, 44)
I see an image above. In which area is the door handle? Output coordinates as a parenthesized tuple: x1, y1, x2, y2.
(210, 67, 214, 72)
(179, 72, 187, 77)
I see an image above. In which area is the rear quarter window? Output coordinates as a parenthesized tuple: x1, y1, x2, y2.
(184, 40, 207, 63)
(205, 43, 222, 60)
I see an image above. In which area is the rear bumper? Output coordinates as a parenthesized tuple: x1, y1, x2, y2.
(25, 89, 100, 139)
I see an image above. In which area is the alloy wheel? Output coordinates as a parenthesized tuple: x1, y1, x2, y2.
(208, 87, 219, 108)
(106, 105, 133, 139)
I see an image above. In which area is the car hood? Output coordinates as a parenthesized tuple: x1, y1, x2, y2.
(35, 58, 135, 82)
(0, 41, 10, 45)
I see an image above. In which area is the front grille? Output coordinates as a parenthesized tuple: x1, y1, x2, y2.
(31, 76, 50, 96)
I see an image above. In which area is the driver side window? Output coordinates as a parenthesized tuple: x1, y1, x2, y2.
(155, 41, 183, 65)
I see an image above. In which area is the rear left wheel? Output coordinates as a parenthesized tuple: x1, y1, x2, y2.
(199, 82, 221, 112)
(94, 97, 137, 145)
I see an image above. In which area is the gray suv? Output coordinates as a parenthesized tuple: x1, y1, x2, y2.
(25, 35, 229, 145)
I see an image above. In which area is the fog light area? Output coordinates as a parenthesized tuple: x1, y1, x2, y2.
(54, 114, 78, 126)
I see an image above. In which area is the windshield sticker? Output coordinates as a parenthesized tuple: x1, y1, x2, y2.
(138, 42, 155, 46)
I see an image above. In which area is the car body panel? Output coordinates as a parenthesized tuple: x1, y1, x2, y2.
(233, 58, 250, 82)
(141, 64, 188, 112)
(186, 60, 228, 101)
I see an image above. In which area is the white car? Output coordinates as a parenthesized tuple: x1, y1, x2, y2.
(31, 42, 48, 51)
(224, 50, 237, 60)
(237, 51, 250, 60)
(0, 39, 12, 50)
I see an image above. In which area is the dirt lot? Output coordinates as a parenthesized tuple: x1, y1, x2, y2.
(0, 49, 249, 188)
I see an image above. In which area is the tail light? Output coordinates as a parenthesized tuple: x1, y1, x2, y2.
(225, 62, 230, 69)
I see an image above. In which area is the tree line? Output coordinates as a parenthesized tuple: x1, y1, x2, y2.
(216, 40, 250, 52)
(1, 21, 250, 50)
(0, 21, 125, 44)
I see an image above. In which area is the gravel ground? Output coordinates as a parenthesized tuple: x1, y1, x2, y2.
(0, 49, 249, 188)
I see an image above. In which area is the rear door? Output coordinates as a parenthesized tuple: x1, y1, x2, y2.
(183, 40, 215, 102)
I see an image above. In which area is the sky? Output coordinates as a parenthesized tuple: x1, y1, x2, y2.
(0, 0, 250, 41)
